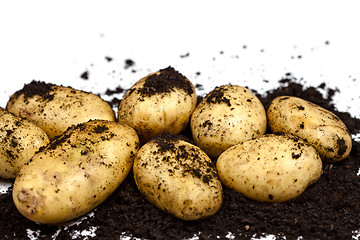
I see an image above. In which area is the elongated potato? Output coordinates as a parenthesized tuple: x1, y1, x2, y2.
(191, 85, 267, 159)
(267, 96, 352, 162)
(6, 81, 115, 140)
(217, 133, 322, 202)
(0, 107, 50, 178)
(133, 134, 223, 220)
(13, 120, 139, 224)
(118, 67, 197, 144)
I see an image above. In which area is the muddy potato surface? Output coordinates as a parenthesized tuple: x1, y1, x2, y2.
(118, 67, 197, 144)
(6, 81, 115, 140)
(191, 85, 267, 159)
(133, 134, 223, 220)
(0, 107, 50, 178)
(217, 134, 322, 202)
(267, 96, 352, 162)
(12, 120, 139, 224)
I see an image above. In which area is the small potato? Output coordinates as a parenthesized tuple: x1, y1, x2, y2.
(191, 85, 267, 159)
(0, 107, 50, 178)
(13, 120, 139, 224)
(6, 81, 115, 140)
(217, 133, 322, 202)
(267, 96, 352, 162)
(133, 134, 223, 220)
(118, 67, 197, 144)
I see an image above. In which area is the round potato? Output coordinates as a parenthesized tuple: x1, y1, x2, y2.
(267, 96, 352, 162)
(12, 120, 139, 224)
(133, 134, 223, 220)
(0, 107, 50, 178)
(118, 67, 197, 144)
(217, 133, 322, 202)
(191, 85, 267, 159)
(6, 81, 116, 140)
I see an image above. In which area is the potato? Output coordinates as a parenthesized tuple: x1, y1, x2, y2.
(133, 133, 223, 220)
(191, 85, 267, 159)
(267, 96, 352, 162)
(118, 67, 197, 144)
(6, 81, 115, 140)
(12, 120, 139, 224)
(0, 107, 50, 178)
(217, 133, 322, 202)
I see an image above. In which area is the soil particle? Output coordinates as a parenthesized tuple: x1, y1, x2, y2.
(180, 53, 190, 58)
(80, 71, 89, 80)
(105, 56, 113, 62)
(105, 86, 124, 96)
(124, 59, 135, 69)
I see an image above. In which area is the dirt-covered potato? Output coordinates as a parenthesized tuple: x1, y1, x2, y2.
(6, 81, 115, 140)
(191, 85, 267, 159)
(12, 120, 139, 224)
(267, 96, 352, 162)
(118, 67, 197, 144)
(0, 107, 50, 178)
(217, 133, 322, 202)
(133, 134, 223, 220)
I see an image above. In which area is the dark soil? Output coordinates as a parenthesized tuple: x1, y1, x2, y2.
(134, 66, 194, 97)
(80, 71, 89, 80)
(10, 80, 56, 103)
(1, 75, 359, 240)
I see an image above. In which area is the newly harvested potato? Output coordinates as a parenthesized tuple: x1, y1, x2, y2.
(118, 67, 197, 143)
(0, 107, 50, 178)
(133, 134, 223, 220)
(217, 133, 322, 202)
(191, 85, 267, 159)
(6, 81, 115, 140)
(267, 96, 352, 162)
(13, 120, 139, 224)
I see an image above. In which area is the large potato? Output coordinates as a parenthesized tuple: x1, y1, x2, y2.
(6, 81, 115, 140)
(118, 67, 197, 144)
(217, 133, 322, 202)
(133, 134, 223, 220)
(12, 120, 139, 224)
(0, 107, 50, 178)
(267, 96, 352, 162)
(191, 85, 267, 159)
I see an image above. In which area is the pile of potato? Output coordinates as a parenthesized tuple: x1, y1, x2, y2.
(0, 66, 352, 224)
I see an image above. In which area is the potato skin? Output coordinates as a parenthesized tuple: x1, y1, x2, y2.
(118, 67, 197, 144)
(191, 85, 267, 159)
(0, 107, 50, 178)
(133, 134, 223, 220)
(217, 134, 322, 202)
(12, 120, 139, 224)
(6, 81, 115, 140)
(267, 96, 352, 162)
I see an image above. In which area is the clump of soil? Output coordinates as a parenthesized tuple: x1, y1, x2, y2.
(135, 66, 194, 97)
(205, 86, 232, 107)
(10, 80, 56, 102)
(0, 76, 359, 240)
(124, 59, 135, 69)
(80, 71, 89, 80)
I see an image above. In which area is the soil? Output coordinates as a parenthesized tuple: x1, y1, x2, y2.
(135, 66, 194, 97)
(124, 59, 135, 69)
(10, 80, 56, 103)
(80, 71, 89, 80)
(1, 75, 359, 240)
